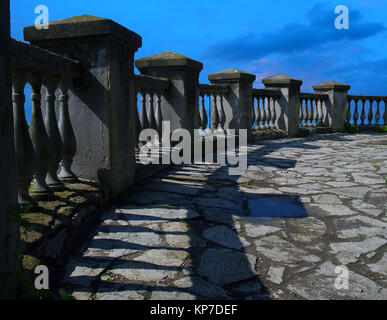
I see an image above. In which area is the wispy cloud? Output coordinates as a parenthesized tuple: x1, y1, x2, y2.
(202, 3, 385, 63)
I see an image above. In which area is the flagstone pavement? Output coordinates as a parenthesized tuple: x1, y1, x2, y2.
(61, 133, 387, 300)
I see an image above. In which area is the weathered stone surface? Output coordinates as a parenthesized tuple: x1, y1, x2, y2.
(63, 258, 110, 287)
(173, 276, 229, 299)
(244, 223, 281, 238)
(267, 266, 285, 285)
(110, 249, 188, 282)
(288, 217, 327, 243)
(197, 249, 257, 285)
(202, 225, 250, 249)
(255, 235, 320, 264)
(287, 261, 386, 299)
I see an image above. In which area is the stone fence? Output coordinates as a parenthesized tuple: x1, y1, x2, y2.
(7, 14, 387, 206)
(1, 12, 387, 298)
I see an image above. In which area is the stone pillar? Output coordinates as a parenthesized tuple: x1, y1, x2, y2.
(313, 81, 351, 131)
(262, 74, 302, 137)
(24, 15, 142, 198)
(208, 68, 256, 141)
(0, 0, 19, 299)
(135, 51, 203, 137)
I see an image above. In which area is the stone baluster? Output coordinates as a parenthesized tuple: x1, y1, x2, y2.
(57, 76, 77, 182)
(12, 69, 36, 206)
(265, 97, 271, 128)
(314, 99, 320, 125)
(360, 99, 366, 126)
(139, 90, 148, 131)
(251, 97, 256, 129)
(199, 93, 207, 135)
(135, 92, 141, 150)
(353, 99, 359, 125)
(211, 93, 219, 132)
(308, 99, 314, 127)
(299, 98, 304, 127)
(303, 99, 309, 127)
(367, 99, 374, 126)
(383, 99, 387, 125)
(146, 90, 156, 131)
(43, 75, 64, 190)
(255, 98, 261, 129)
(154, 90, 162, 144)
(261, 97, 267, 128)
(271, 97, 277, 128)
(29, 73, 53, 199)
(374, 99, 381, 126)
(217, 94, 226, 134)
(346, 100, 351, 122)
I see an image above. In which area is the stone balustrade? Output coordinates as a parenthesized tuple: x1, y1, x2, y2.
(299, 92, 329, 127)
(134, 74, 169, 147)
(347, 95, 387, 127)
(252, 88, 281, 130)
(198, 83, 230, 135)
(10, 39, 82, 206)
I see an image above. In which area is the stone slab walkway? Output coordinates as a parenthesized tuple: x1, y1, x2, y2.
(61, 133, 387, 300)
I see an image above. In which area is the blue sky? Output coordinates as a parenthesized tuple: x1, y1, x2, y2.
(10, 0, 387, 95)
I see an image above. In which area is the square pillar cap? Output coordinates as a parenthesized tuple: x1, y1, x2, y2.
(135, 51, 203, 71)
(208, 68, 256, 82)
(263, 74, 302, 87)
(24, 15, 142, 50)
(313, 81, 351, 92)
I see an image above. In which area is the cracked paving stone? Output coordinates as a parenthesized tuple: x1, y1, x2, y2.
(312, 194, 343, 204)
(367, 252, 387, 275)
(254, 235, 321, 264)
(288, 217, 327, 243)
(197, 248, 257, 286)
(330, 237, 386, 265)
(151, 290, 197, 300)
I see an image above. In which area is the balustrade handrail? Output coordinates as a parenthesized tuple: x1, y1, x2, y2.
(252, 88, 281, 98)
(199, 83, 230, 96)
(134, 74, 169, 91)
(300, 92, 329, 100)
(11, 39, 82, 77)
(348, 94, 387, 101)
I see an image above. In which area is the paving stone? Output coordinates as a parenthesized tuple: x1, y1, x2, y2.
(202, 225, 250, 249)
(110, 249, 189, 283)
(162, 222, 204, 249)
(330, 237, 386, 265)
(312, 194, 342, 204)
(267, 266, 285, 285)
(151, 290, 197, 300)
(197, 248, 257, 285)
(310, 204, 356, 216)
(288, 217, 327, 243)
(63, 258, 110, 287)
(254, 235, 321, 264)
(119, 207, 200, 225)
(367, 252, 387, 275)
(287, 261, 386, 299)
(244, 223, 281, 238)
(173, 276, 230, 299)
